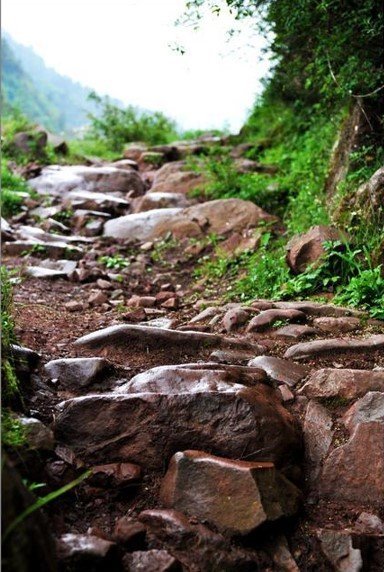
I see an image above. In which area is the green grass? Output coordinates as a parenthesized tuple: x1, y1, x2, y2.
(1, 411, 27, 448)
(1, 266, 21, 404)
(68, 137, 121, 162)
(1, 163, 30, 217)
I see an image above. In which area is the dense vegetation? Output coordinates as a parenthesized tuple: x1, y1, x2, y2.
(183, 0, 384, 316)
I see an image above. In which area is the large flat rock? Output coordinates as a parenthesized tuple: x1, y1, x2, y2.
(54, 383, 301, 470)
(117, 363, 267, 394)
(103, 198, 275, 242)
(284, 335, 384, 360)
(28, 165, 144, 197)
(103, 209, 184, 241)
(73, 324, 260, 352)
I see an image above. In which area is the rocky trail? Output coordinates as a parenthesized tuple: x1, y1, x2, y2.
(2, 139, 384, 572)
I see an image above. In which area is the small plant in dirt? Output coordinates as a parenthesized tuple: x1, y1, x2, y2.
(21, 244, 47, 257)
(52, 208, 74, 224)
(151, 236, 180, 264)
(98, 254, 130, 270)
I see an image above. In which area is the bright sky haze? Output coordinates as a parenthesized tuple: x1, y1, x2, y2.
(2, 0, 270, 132)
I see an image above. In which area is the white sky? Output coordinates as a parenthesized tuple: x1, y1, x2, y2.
(2, 0, 270, 132)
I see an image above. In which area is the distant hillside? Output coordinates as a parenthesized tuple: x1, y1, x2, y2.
(1, 34, 102, 135)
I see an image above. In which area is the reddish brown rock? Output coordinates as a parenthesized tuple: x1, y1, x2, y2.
(89, 462, 141, 488)
(161, 297, 179, 310)
(284, 335, 384, 360)
(120, 308, 147, 322)
(303, 400, 333, 483)
(123, 143, 148, 161)
(248, 356, 310, 387)
(273, 300, 355, 317)
(123, 550, 181, 572)
(219, 231, 260, 256)
(286, 225, 342, 274)
(278, 385, 295, 403)
(54, 382, 301, 470)
(159, 450, 301, 535)
(64, 301, 83, 312)
(44, 357, 111, 388)
(313, 316, 361, 334)
(132, 192, 191, 212)
(74, 324, 262, 352)
(342, 391, 384, 431)
(274, 324, 318, 339)
(210, 349, 262, 364)
(156, 291, 177, 304)
(246, 309, 306, 332)
(56, 533, 117, 569)
(150, 160, 206, 195)
(127, 295, 157, 308)
(317, 529, 362, 572)
(139, 509, 196, 548)
(354, 512, 384, 535)
(184, 198, 276, 236)
(138, 509, 262, 571)
(320, 422, 384, 505)
(265, 535, 300, 572)
(29, 164, 145, 197)
(299, 369, 384, 399)
(113, 517, 146, 548)
(96, 279, 113, 290)
(117, 363, 267, 394)
(222, 308, 249, 332)
(88, 291, 108, 306)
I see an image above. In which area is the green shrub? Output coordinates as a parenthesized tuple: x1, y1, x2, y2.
(68, 137, 121, 161)
(234, 233, 289, 300)
(87, 92, 179, 152)
(334, 267, 384, 319)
